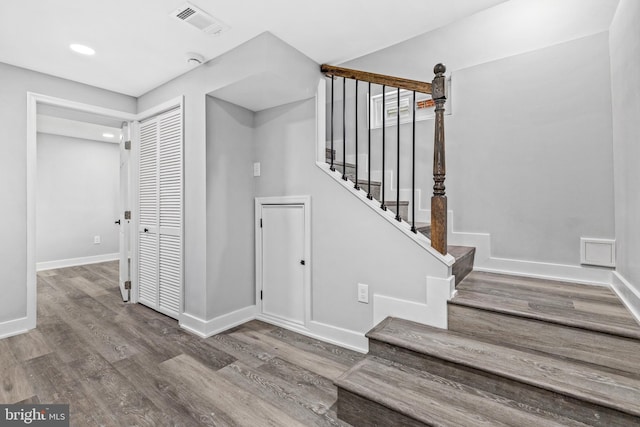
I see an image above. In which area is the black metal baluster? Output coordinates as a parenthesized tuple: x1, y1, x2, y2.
(342, 77, 347, 181)
(381, 85, 387, 211)
(354, 80, 360, 190)
(367, 83, 373, 200)
(396, 87, 401, 222)
(411, 91, 417, 233)
(330, 75, 335, 171)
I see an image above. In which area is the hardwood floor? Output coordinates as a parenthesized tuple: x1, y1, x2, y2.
(1, 262, 364, 426)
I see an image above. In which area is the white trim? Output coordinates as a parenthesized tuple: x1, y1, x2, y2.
(611, 272, 640, 323)
(26, 92, 138, 337)
(373, 275, 455, 330)
(255, 195, 313, 328)
(0, 317, 33, 340)
(179, 306, 258, 338)
(446, 210, 614, 286)
(257, 314, 368, 354)
(37, 253, 119, 271)
(317, 162, 455, 267)
(315, 79, 326, 163)
(137, 96, 184, 122)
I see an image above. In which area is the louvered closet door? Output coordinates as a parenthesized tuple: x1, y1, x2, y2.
(138, 107, 183, 319)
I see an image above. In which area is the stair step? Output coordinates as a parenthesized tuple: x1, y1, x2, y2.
(367, 317, 640, 425)
(449, 272, 640, 374)
(336, 357, 583, 427)
(449, 245, 475, 285)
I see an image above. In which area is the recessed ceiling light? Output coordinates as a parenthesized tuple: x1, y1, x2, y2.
(102, 133, 115, 138)
(70, 44, 95, 56)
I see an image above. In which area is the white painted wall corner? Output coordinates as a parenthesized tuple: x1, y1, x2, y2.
(179, 305, 258, 338)
(611, 272, 640, 324)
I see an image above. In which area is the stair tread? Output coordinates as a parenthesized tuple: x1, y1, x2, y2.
(448, 245, 475, 261)
(337, 357, 586, 427)
(452, 272, 640, 339)
(366, 317, 640, 417)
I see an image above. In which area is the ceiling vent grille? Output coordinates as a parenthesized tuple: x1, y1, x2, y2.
(171, 2, 229, 36)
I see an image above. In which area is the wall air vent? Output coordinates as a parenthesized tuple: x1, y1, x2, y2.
(171, 2, 229, 36)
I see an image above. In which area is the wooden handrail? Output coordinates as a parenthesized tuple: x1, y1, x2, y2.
(321, 64, 432, 94)
(430, 63, 447, 255)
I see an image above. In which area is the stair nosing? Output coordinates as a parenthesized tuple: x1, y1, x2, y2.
(368, 317, 640, 417)
(449, 293, 640, 340)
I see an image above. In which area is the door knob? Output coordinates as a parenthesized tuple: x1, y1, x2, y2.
(115, 220, 121, 225)
(144, 228, 149, 233)
(300, 260, 305, 265)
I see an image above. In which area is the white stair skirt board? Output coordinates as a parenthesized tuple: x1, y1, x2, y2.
(373, 275, 456, 330)
(612, 272, 640, 324)
(439, 210, 614, 287)
(36, 253, 119, 272)
(316, 162, 455, 266)
(179, 305, 258, 338)
(0, 316, 34, 340)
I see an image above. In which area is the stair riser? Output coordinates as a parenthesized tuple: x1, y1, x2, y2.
(384, 203, 408, 222)
(448, 304, 640, 375)
(452, 251, 474, 286)
(337, 388, 427, 427)
(368, 339, 638, 427)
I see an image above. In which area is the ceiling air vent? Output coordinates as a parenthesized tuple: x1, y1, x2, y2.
(171, 2, 229, 36)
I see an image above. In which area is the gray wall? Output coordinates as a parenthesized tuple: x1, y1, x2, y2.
(138, 32, 319, 322)
(206, 97, 256, 318)
(343, 32, 616, 266)
(36, 133, 119, 263)
(610, 0, 640, 288)
(254, 99, 448, 333)
(0, 61, 135, 324)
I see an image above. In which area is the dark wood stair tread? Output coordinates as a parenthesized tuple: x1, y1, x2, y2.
(452, 272, 640, 340)
(337, 357, 586, 427)
(366, 317, 640, 417)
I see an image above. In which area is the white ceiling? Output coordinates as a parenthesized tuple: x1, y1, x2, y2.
(0, 0, 509, 97)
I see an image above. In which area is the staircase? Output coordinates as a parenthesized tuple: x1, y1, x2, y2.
(331, 157, 476, 286)
(335, 272, 640, 426)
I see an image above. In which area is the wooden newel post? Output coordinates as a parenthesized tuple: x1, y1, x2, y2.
(431, 63, 447, 255)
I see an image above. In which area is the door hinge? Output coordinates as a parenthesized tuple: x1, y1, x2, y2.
(124, 280, 132, 290)
(260, 290, 263, 300)
(124, 140, 132, 150)
(124, 211, 132, 220)
(260, 218, 263, 228)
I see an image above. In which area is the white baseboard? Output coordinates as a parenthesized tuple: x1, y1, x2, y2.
(611, 272, 640, 323)
(36, 253, 119, 271)
(257, 313, 368, 353)
(179, 305, 258, 338)
(373, 275, 455, 330)
(446, 211, 613, 286)
(0, 316, 35, 339)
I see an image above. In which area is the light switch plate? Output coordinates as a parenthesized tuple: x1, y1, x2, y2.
(253, 162, 261, 177)
(358, 283, 369, 303)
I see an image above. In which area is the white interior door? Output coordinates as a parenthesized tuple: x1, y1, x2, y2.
(118, 121, 133, 302)
(261, 204, 306, 325)
(137, 107, 183, 319)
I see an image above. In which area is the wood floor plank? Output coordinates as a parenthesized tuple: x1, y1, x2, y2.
(218, 360, 348, 427)
(160, 354, 308, 427)
(7, 329, 52, 361)
(0, 263, 358, 426)
(0, 363, 35, 403)
(231, 329, 348, 380)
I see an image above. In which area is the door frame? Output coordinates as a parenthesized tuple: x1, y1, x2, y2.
(255, 196, 312, 330)
(26, 92, 183, 330)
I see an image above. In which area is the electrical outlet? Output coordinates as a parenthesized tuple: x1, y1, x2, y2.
(253, 162, 261, 177)
(94, 235, 101, 244)
(357, 283, 369, 304)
